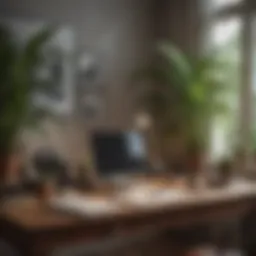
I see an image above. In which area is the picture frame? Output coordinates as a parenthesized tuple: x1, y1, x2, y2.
(3, 18, 76, 116)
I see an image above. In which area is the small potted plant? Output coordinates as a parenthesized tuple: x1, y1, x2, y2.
(133, 42, 230, 178)
(0, 24, 53, 186)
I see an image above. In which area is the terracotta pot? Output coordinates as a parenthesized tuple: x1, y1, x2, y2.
(37, 181, 55, 201)
(8, 154, 22, 185)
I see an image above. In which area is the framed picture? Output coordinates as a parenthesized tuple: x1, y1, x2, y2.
(3, 18, 76, 116)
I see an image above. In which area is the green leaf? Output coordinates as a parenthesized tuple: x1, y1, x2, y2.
(0, 24, 53, 152)
(132, 41, 232, 149)
(23, 27, 54, 69)
(158, 42, 192, 85)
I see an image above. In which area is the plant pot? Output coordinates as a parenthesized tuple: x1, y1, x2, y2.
(8, 153, 22, 185)
(37, 180, 55, 201)
(0, 150, 22, 185)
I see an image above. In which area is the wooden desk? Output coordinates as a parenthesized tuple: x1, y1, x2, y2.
(1, 184, 256, 256)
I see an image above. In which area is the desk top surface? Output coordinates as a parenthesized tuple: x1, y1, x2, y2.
(1, 178, 256, 231)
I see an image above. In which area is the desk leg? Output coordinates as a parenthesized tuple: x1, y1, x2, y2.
(18, 243, 49, 256)
(211, 219, 242, 253)
(20, 248, 48, 256)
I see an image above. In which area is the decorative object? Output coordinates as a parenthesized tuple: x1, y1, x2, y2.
(78, 52, 99, 82)
(77, 52, 103, 119)
(217, 158, 233, 186)
(0, 24, 52, 185)
(134, 42, 230, 182)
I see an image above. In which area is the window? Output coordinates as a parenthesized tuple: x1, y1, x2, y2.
(203, 0, 244, 161)
(209, 17, 242, 160)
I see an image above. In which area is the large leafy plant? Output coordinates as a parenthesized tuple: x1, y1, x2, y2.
(0, 24, 53, 154)
(134, 42, 230, 152)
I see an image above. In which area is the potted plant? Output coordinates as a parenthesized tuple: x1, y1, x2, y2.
(0, 24, 53, 185)
(160, 43, 230, 171)
(133, 47, 189, 168)
(133, 42, 230, 180)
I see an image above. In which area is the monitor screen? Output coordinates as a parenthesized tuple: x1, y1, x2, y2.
(91, 131, 147, 177)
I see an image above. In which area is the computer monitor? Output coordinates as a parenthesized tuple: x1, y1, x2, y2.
(91, 130, 147, 178)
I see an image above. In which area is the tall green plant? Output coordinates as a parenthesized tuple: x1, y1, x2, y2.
(0, 24, 53, 154)
(134, 42, 230, 151)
